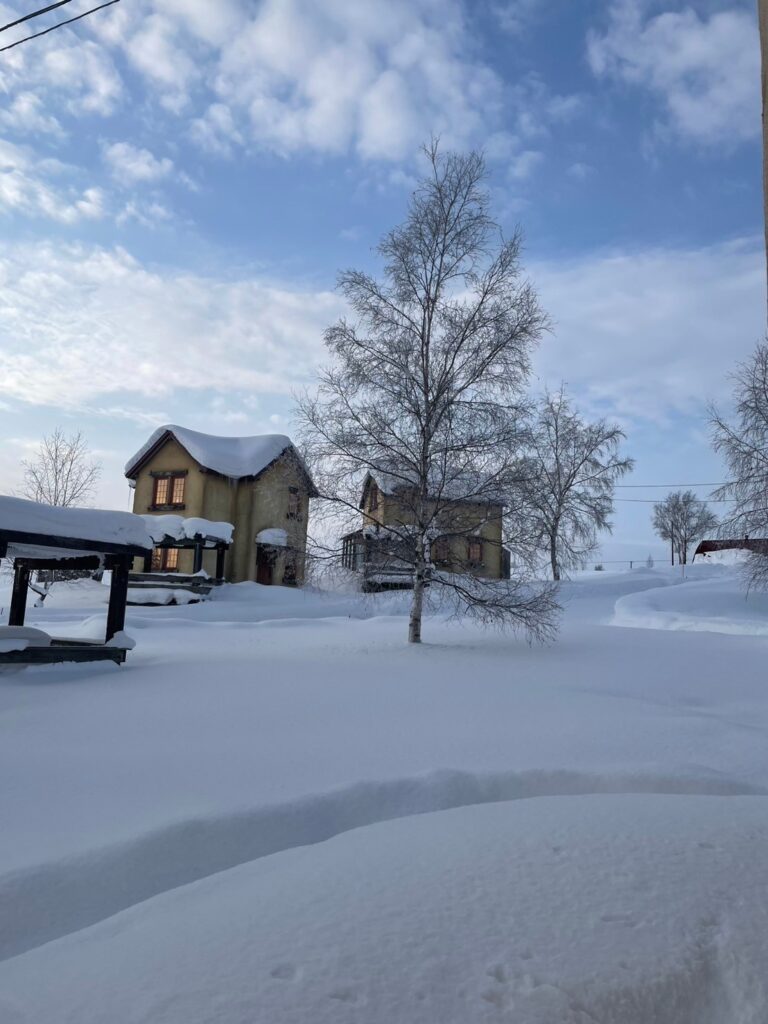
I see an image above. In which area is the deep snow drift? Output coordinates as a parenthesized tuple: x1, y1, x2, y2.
(0, 564, 767, 1022)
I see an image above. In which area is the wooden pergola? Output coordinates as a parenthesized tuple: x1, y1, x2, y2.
(0, 500, 152, 667)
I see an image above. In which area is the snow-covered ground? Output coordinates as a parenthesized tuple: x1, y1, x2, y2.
(1, 565, 767, 1022)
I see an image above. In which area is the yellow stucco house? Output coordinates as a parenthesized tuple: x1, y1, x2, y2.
(341, 470, 510, 589)
(125, 425, 317, 585)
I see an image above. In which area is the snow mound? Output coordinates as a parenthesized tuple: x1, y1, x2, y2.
(0, 627, 50, 653)
(127, 588, 198, 606)
(612, 572, 768, 636)
(2, 794, 768, 1024)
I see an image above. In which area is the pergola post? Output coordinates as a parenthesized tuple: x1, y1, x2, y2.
(215, 544, 226, 581)
(106, 557, 130, 642)
(142, 551, 152, 572)
(193, 540, 204, 574)
(9, 562, 30, 627)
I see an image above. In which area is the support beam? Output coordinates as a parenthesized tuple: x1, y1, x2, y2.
(9, 562, 30, 626)
(143, 552, 152, 573)
(215, 544, 226, 581)
(193, 540, 204, 574)
(105, 557, 130, 642)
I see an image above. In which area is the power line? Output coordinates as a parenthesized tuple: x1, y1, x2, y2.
(0, 1, 74, 34)
(0, 0, 120, 53)
(614, 497, 737, 504)
(614, 482, 729, 489)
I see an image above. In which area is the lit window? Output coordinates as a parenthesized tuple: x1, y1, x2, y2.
(467, 538, 483, 564)
(152, 474, 185, 508)
(151, 547, 180, 571)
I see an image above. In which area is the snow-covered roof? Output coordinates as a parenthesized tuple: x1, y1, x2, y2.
(125, 424, 314, 487)
(140, 515, 234, 546)
(0, 495, 153, 556)
(363, 468, 504, 507)
(256, 528, 288, 547)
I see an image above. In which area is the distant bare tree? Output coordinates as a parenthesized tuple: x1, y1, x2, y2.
(519, 388, 633, 581)
(22, 428, 101, 508)
(710, 341, 768, 588)
(20, 429, 102, 601)
(652, 490, 718, 566)
(299, 141, 559, 644)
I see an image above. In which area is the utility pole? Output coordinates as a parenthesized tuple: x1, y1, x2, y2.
(759, 0, 768, 298)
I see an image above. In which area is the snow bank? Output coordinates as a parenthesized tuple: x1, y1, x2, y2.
(127, 588, 198, 606)
(0, 627, 50, 653)
(125, 425, 299, 481)
(0, 495, 151, 552)
(2, 795, 768, 1024)
(140, 514, 233, 544)
(612, 571, 768, 636)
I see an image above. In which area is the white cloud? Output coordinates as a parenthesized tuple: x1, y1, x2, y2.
(0, 93, 62, 136)
(102, 142, 174, 185)
(508, 149, 544, 180)
(531, 237, 766, 423)
(0, 139, 104, 223)
(54, 0, 572, 163)
(0, 236, 762, 435)
(588, 2, 760, 146)
(489, 0, 546, 35)
(0, 33, 122, 117)
(0, 241, 342, 410)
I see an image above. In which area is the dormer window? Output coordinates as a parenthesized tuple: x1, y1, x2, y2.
(151, 472, 186, 510)
(369, 483, 379, 512)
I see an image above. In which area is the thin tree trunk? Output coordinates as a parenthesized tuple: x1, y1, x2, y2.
(549, 530, 561, 582)
(409, 570, 425, 643)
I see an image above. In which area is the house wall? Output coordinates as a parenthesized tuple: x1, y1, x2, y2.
(362, 480, 505, 580)
(130, 440, 312, 584)
(130, 436, 205, 575)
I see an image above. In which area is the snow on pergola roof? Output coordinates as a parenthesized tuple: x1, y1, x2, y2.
(0, 496, 153, 559)
(141, 515, 233, 546)
(125, 425, 316, 490)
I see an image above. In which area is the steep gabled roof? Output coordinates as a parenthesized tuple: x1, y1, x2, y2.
(125, 424, 317, 494)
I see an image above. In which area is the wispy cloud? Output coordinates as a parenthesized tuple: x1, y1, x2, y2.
(587, 2, 760, 147)
(0, 240, 341, 408)
(531, 237, 766, 423)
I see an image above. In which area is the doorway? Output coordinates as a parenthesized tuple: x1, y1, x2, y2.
(256, 545, 274, 585)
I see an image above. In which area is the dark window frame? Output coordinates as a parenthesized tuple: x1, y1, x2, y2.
(467, 537, 484, 566)
(151, 546, 180, 572)
(151, 473, 186, 510)
(286, 486, 301, 521)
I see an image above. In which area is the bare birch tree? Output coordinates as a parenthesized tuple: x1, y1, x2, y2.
(652, 490, 718, 566)
(20, 428, 102, 600)
(22, 428, 101, 508)
(299, 142, 558, 644)
(518, 388, 633, 580)
(710, 341, 768, 587)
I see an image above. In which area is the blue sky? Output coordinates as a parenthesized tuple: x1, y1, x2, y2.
(0, 0, 764, 558)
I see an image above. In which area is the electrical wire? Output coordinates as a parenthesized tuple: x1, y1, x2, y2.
(0, 1, 73, 34)
(0, 0, 120, 53)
